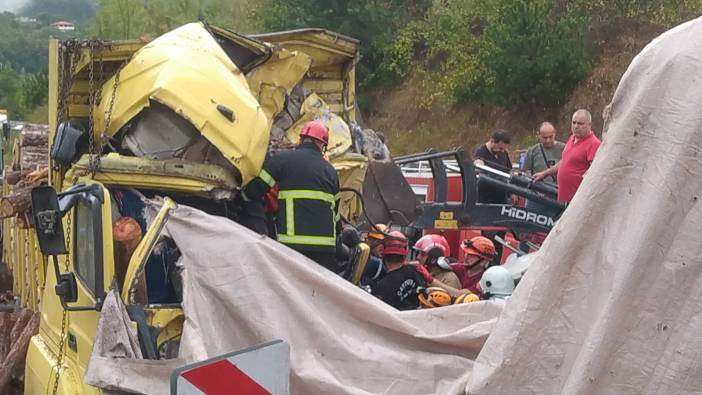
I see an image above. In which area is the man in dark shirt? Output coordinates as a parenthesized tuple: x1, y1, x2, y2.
(473, 129, 512, 265)
(473, 129, 513, 204)
(369, 231, 429, 310)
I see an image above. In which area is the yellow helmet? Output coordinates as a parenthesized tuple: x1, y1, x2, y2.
(453, 293, 480, 304)
(417, 287, 452, 308)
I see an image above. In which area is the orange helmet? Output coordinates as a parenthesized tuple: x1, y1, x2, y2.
(453, 293, 480, 304)
(382, 231, 408, 257)
(367, 224, 388, 242)
(300, 121, 329, 145)
(417, 287, 452, 308)
(461, 236, 496, 260)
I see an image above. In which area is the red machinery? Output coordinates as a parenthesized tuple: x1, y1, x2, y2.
(361, 148, 563, 264)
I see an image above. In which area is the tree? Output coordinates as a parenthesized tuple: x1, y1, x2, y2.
(94, 0, 148, 39)
(246, 0, 432, 87)
(479, 0, 591, 108)
(20, 0, 96, 23)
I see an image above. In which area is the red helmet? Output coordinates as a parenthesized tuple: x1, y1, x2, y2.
(413, 234, 450, 257)
(300, 121, 329, 145)
(461, 236, 496, 260)
(382, 231, 408, 258)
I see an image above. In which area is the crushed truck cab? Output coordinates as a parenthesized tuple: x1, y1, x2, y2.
(13, 22, 376, 394)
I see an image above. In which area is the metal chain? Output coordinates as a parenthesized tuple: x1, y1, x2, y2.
(8, 223, 14, 290)
(35, 240, 45, 302)
(53, 40, 79, 173)
(101, 62, 121, 163)
(52, 207, 71, 395)
(51, 309, 68, 395)
(52, 41, 78, 395)
(86, 40, 122, 176)
(23, 232, 30, 307)
(87, 40, 97, 175)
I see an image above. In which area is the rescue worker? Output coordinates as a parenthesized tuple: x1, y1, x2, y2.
(360, 224, 387, 286)
(369, 231, 433, 310)
(244, 121, 341, 271)
(413, 234, 461, 289)
(450, 236, 496, 294)
(479, 266, 515, 300)
(366, 224, 388, 257)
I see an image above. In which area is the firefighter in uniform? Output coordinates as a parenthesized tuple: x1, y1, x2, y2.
(243, 121, 341, 272)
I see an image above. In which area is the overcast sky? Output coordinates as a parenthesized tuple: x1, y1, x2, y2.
(0, 0, 30, 13)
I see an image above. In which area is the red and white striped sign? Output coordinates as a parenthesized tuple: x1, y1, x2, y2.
(171, 340, 290, 395)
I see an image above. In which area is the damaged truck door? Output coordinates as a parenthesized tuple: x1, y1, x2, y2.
(28, 181, 115, 394)
(28, 182, 179, 393)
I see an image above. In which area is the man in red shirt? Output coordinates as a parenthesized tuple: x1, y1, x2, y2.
(534, 109, 601, 203)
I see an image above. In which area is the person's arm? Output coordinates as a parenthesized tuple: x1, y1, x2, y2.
(429, 279, 472, 298)
(523, 148, 534, 174)
(473, 146, 487, 167)
(332, 170, 342, 234)
(242, 154, 284, 201)
(533, 161, 560, 182)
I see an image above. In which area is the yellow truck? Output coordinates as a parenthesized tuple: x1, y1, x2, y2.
(5, 22, 391, 394)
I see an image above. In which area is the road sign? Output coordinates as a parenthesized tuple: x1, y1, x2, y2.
(172, 340, 290, 395)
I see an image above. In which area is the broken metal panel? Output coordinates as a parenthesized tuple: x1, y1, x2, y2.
(94, 22, 270, 185)
(246, 47, 312, 121)
(122, 101, 200, 160)
(207, 25, 272, 73)
(287, 93, 352, 158)
(332, 153, 368, 225)
(250, 29, 358, 123)
(67, 153, 238, 198)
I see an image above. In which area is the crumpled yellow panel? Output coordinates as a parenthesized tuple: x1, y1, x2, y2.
(94, 22, 270, 185)
(287, 93, 352, 158)
(332, 153, 368, 225)
(246, 47, 312, 121)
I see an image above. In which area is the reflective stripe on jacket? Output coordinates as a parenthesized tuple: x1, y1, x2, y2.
(243, 142, 340, 253)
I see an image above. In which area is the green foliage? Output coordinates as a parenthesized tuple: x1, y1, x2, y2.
(246, 0, 432, 87)
(20, 0, 96, 24)
(0, 66, 47, 119)
(478, 0, 591, 107)
(93, 0, 255, 40)
(0, 11, 82, 74)
(567, 0, 702, 28)
(383, 0, 590, 108)
(4, 0, 702, 122)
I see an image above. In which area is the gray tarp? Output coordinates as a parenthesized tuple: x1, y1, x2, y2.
(86, 202, 502, 395)
(466, 16, 702, 395)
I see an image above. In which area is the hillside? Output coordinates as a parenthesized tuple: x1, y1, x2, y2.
(367, 24, 666, 155)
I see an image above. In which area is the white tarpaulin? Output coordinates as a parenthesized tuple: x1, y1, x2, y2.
(467, 17, 702, 395)
(87, 201, 503, 395)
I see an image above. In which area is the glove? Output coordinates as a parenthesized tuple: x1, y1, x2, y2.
(415, 263, 434, 283)
(263, 185, 279, 213)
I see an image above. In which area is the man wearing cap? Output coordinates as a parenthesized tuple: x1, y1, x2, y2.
(244, 121, 341, 271)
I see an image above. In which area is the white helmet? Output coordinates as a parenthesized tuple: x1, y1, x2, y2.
(479, 266, 515, 300)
